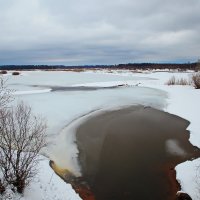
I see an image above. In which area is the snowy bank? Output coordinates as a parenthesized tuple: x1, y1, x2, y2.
(1, 70, 199, 200)
(1, 157, 81, 200)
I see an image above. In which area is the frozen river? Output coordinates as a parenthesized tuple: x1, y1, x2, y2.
(7, 70, 168, 175)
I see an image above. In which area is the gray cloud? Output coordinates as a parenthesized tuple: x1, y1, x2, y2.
(0, 0, 199, 65)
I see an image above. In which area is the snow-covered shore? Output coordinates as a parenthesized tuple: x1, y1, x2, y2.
(1, 70, 200, 200)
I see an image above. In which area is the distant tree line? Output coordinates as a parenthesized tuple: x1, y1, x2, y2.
(0, 62, 198, 71)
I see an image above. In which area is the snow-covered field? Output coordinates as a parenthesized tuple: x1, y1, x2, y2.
(1, 69, 200, 200)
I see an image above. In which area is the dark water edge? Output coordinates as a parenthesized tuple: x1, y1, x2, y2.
(76, 106, 200, 200)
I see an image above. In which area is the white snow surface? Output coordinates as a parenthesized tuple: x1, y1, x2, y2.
(13, 89, 52, 95)
(0, 157, 81, 200)
(1, 70, 200, 200)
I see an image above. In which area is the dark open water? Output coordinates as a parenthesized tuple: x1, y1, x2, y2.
(76, 106, 200, 200)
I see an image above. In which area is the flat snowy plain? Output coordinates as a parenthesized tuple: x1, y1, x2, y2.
(1, 69, 200, 200)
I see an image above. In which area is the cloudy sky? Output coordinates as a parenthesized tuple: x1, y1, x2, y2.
(0, 0, 200, 65)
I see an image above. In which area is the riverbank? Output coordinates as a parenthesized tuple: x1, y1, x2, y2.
(75, 106, 200, 200)
(2, 70, 200, 200)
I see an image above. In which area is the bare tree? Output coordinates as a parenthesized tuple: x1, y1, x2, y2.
(0, 76, 13, 194)
(0, 102, 47, 193)
(0, 77, 13, 109)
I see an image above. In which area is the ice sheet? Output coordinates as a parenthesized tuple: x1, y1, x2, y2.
(7, 71, 167, 176)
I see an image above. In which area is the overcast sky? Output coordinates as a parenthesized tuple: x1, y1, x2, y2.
(0, 0, 200, 65)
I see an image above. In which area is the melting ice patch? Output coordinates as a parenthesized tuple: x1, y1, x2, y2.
(13, 89, 52, 95)
(47, 108, 105, 177)
(165, 139, 186, 156)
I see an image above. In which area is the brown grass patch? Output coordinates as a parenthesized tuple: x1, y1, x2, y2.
(192, 73, 200, 89)
(12, 71, 20, 75)
(166, 76, 189, 86)
(0, 70, 7, 74)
